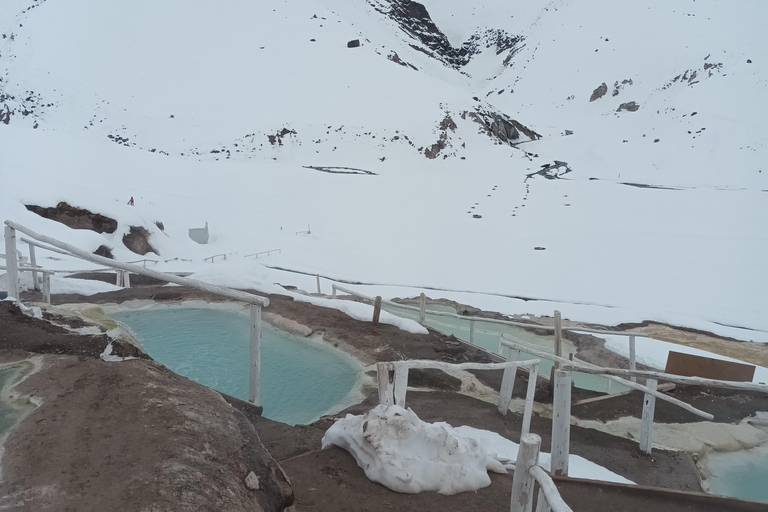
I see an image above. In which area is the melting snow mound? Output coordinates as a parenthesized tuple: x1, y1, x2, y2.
(321, 404, 507, 494)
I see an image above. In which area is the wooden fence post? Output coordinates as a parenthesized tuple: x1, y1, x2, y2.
(123, 271, 130, 289)
(418, 292, 426, 324)
(551, 369, 572, 476)
(372, 296, 382, 325)
(316, 274, 321, 294)
(469, 319, 476, 345)
(553, 311, 562, 367)
(332, 284, 337, 299)
(393, 362, 409, 407)
(28, 243, 40, 291)
(4, 225, 19, 299)
(498, 346, 520, 415)
(511, 433, 541, 512)
(249, 304, 262, 406)
(42, 272, 51, 305)
(377, 362, 395, 405)
(629, 335, 637, 383)
(639, 378, 657, 454)
(521, 363, 538, 438)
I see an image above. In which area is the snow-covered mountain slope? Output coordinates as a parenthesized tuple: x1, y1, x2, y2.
(1, 0, 766, 340)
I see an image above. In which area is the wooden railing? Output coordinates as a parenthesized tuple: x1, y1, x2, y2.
(203, 253, 227, 263)
(244, 249, 281, 258)
(376, 358, 541, 437)
(511, 434, 574, 512)
(4, 220, 269, 406)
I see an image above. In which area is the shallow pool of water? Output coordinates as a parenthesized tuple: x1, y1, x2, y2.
(706, 446, 768, 503)
(0, 361, 37, 438)
(111, 307, 360, 425)
(383, 302, 627, 394)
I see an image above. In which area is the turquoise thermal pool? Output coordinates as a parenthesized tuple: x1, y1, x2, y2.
(111, 307, 360, 425)
(0, 361, 37, 439)
(706, 446, 768, 503)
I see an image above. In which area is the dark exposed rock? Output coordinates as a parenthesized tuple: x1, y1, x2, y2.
(122, 226, 158, 256)
(617, 101, 640, 112)
(25, 202, 118, 234)
(93, 245, 114, 259)
(466, 108, 541, 145)
(589, 82, 608, 102)
(369, 0, 523, 68)
(154, 221, 165, 231)
(424, 139, 446, 159)
(347, 39, 360, 48)
(267, 128, 297, 146)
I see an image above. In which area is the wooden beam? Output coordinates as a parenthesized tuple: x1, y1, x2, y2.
(550, 370, 572, 476)
(372, 296, 382, 325)
(249, 304, 262, 405)
(639, 379, 657, 454)
(4, 225, 19, 299)
(511, 433, 541, 512)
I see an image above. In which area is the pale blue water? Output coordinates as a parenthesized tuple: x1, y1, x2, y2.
(382, 302, 627, 394)
(0, 361, 37, 437)
(707, 447, 768, 503)
(111, 307, 359, 425)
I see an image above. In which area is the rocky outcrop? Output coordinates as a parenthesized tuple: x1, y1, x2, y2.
(93, 245, 114, 259)
(589, 82, 608, 102)
(466, 108, 541, 145)
(25, 202, 118, 234)
(617, 101, 640, 112)
(369, 0, 523, 68)
(122, 226, 158, 256)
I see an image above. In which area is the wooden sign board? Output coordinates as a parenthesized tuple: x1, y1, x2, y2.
(665, 351, 755, 382)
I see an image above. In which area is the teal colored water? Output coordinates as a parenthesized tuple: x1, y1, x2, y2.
(383, 302, 627, 394)
(0, 361, 37, 438)
(707, 447, 768, 503)
(111, 307, 360, 425)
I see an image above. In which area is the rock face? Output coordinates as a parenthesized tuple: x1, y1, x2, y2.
(589, 82, 608, 102)
(617, 101, 640, 112)
(25, 202, 118, 234)
(347, 39, 360, 48)
(467, 108, 541, 144)
(369, 0, 523, 68)
(122, 226, 158, 255)
(93, 245, 114, 259)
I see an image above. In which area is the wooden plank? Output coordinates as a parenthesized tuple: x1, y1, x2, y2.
(28, 243, 40, 291)
(511, 434, 541, 512)
(316, 274, 321, 294)
(393, 362, 409, 407)
(550, 369, 572, 476)
(376, 362, 395, 406)
(418, 292, 426, 324)
(529, 466, 574, 512)
(521, 363, 538, 437)
(372, 296, 382, 325)
(4, 225, 19, 299)
(665, 350, 756, 383)
(497, 348, 520, 416)
(554, 310, 562, 366)
(629, 335, 637, 383)
(42, 272, 51, 305)
(639, 379, 657, 454)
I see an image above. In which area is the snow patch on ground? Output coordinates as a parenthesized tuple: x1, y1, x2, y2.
(322, 405, 632, 495)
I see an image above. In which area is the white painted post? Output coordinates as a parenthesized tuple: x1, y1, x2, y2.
(629, 335, 637, 383)
(42, 272, 51, 305)
(332, 284, 337, 299)
(510, 433, 541, 512)
(553, 311, 562, 367)
(393, 362, 409, 407)
(4, 225, 19, 299)
(115, 270, 122, 287)
(418, 292, 426, 324)
(123, 271, 130, 289)
(376, 362, 395, 406)
(498, 347, 520, 415)
(550, 369, 572, 476)
(469, 319, 476, 345)
(316, 274, 321, 294)
(521, 363, 538, 438)
(28, 243, 40, 291)
(249, 304, 262, 405)
(639, 378, 657, 455)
